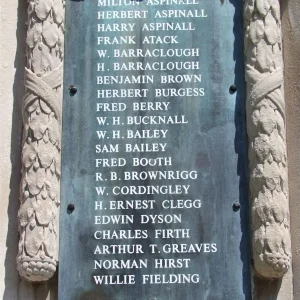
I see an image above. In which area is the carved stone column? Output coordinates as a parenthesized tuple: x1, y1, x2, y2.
(244, 0, 292, 278)
(17, 0, 65, 282)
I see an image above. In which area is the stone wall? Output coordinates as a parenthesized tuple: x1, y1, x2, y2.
(0, 0, 299, 299)
(281, 0, 300, 299)
(0, 0, 26, 298)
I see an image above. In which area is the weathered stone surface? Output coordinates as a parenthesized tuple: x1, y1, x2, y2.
(244, 0, 292, 278)
(17, 0, 64, 282)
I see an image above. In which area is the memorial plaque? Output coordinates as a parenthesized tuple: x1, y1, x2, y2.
(59, 0, 251, 299)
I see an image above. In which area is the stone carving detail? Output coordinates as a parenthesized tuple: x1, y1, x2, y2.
(244, 0, 291, 278)
(17, 0, 65, 282)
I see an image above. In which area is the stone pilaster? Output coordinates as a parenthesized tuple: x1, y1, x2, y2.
(17, 0, 65, 282)
(244, 0, 291, 278)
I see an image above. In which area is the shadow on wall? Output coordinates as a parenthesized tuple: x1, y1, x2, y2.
(229, 0, 252, 299)
(253, 276, 283, 300)
(3, 0, 59, 299)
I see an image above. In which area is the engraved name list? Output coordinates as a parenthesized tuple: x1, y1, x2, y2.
(92, 0, 217, 287)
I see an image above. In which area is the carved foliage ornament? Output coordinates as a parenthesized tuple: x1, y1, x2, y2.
(244, 0, 291, 278)
(17, 0, 65, 282)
